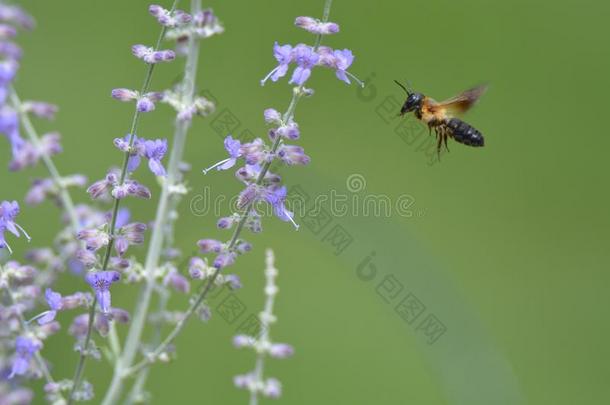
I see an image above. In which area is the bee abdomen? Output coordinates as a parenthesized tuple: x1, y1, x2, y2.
(446, 118, 484, 147)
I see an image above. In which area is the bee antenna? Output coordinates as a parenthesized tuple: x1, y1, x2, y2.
(394, 80, 411, 95)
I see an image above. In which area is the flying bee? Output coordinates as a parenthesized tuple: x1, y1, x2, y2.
(394, 81, 488, 157)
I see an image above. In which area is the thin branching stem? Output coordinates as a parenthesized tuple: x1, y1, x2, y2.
(121, 0, 334, 374)
(66, 4, 177, 402)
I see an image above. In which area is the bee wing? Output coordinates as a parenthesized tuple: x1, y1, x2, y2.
(436, 84, 488, 116)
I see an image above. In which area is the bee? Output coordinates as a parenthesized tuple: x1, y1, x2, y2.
(395, 81, 487, 157)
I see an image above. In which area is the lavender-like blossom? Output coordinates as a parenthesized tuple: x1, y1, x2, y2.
(163, 267, 190, 294)
(87, 169, 119, 199)
(259, 20, 362, 87)
(0, 23, 17, 38)
(197, 238, 223, 253)
(277, 144, 310, 165)
(143, 138, 168, 176)
(188, 256, 207, 279)
(202, 135, 242, 174)
(112, 89, 163, 113)
(295, 16, 339, 35)
(213, 251, 236, 269)
(260, 42, 293, 86)
(85, 271, 121, 313)
(132, 44, 175, 64)
(36, 288, 63, 325)
(0, 40, 21, 59)
(114, 135, 167, 176)
(9, 336, 41, 378)
(0, 4, 35, 30)
(114, 222, 146, 256)
(21, 101, 58, 120)
(149, 4, 191, 28)
(273, 121, 300, 140)
(111, 88, 138, 102)
(240, 138, 268, 165)
(263, 108, 282, 125)
(289, 44, 320, 86)
(0, 200, 30, 253)
(76, 228, 109, 251)
(331, 49, 356, 84)
(265, 186, 298, 229)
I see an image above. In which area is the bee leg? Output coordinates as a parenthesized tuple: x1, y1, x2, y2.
(436, 132, 443, 160)
(443, 133, 450, 152)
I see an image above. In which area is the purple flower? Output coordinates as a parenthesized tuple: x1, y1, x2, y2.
(0, 24, 17, 39)
(225, 274, 242, 290)
(261, 42, 293, 86)
(237, 184, 264, 208)
(217, 215, 238, 229)
(9, 336, 41, 378)
(35, 288, 63, 325)
(0, 40, 21, 59)
(277, 144, 310, 165)
(241, 138, 267, 165)
(77, 228, 110, 251)
(149, 4, 191, 27)
(0, 59, 18, 85)
(203, 135, 242, 174)
(197, 239, 223, 253)
(87, 170, 119, 200)
(188, 257, 207, 279)
(85, 271, 121, 313)
(274, 122, 300, 140)
(8, 141, 38, 171)
(76, 249, 97, 268)
(143, 139, 167, 176)
(0, 200, 30, 254)
(114, 134, 142, 172)
(264, 108, 282, 125)
(137, 92, 163, 113)
(235, 163, 280, 186)
(333, 49, 355, 84)
(289, 44, 319, 86)
(295, 16, 339, 35)
(263, 378, 282, 399)
(111, 88, 138, 101)
(213, 251, 236, 269)
(164, 268, 190, 294)
(39, 131, 62, 156)
(112, 180, 151, 200)
(233, 334, 255, 348)
(269, 343, 294, 359)
(116, 135, 167, 176)
(114, 222, 146, 256)
(132, 44, 175, 64)
(21, 101, 58, 120)
(265, 187, 298, 229)
(0, 4, 35, 29)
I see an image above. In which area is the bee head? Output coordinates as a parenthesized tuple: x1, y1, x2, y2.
(401, 92, 423, 114)
(394, 80, 423, 115)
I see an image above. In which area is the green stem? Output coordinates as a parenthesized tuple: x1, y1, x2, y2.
(67, 7, 176, 403)
(116, 0, 333, 390)
(100, 1, 201, 403)
(123, 84, 306, 379)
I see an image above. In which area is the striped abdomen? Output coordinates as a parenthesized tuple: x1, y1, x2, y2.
(446, 118, 484, 147)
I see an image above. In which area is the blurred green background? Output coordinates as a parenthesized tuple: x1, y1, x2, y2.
(2, 0, 609, 403)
